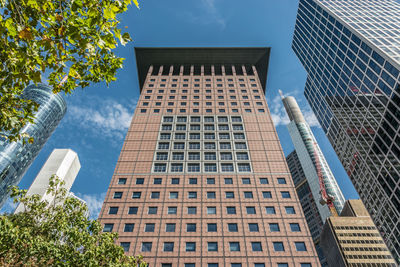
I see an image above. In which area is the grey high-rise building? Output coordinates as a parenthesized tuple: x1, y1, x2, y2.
(292, 0, 400, 262)
(0, 84, 67, 208)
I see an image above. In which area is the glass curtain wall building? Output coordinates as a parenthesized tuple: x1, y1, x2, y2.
(292, 0, 400, 262)
(0, 84, 66, 207)
(98, 47, 319, 266)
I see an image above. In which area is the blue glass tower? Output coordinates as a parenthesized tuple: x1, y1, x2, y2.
(292, 0, 400, 262)
(0, 84, 66, 208)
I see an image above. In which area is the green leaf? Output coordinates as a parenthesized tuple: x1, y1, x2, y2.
(121, 32, 132, 46)
(5, 18, 17, 36)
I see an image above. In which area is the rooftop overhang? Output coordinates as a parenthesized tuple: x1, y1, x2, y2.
(134, 47, 271, 93)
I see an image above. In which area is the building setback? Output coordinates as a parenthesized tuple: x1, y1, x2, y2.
(14, 149, 81, 213)
(292, 0, 400, 262)
(320, 200, 396, 267)
(98, 47, 320, 266)
(0, 84, 67, 208)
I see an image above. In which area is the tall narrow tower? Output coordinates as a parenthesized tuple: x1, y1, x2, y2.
(99, 47, 319, 266)
(292, 0, 400, 261)
(0, 84, 67, 207)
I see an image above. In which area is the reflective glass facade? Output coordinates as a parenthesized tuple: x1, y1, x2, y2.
(292, 0, 400, 262)
(0, 84, 66, 207)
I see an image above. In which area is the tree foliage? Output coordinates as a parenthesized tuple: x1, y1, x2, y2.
(0, 175, 147, 266)
(0, 0, 139, 142)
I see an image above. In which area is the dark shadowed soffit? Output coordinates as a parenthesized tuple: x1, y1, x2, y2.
(134, 47, 271, 93)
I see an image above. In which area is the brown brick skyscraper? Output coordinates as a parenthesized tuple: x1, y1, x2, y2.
(99, 48, 320, 267)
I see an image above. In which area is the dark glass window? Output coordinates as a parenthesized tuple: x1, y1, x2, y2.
(128, 206, 138, 214)
(227, 207, 236, 214)
(166, 223, 176, 232)
(262, 191, 272, 198)
(124, 223, 134, 232)
(248, 223, 259, 232)
(277, 178, 287, 184)
(295, 242, 307, 251)
(186, 242, 196, 252)
(186, 223, 196, 232)
(136, 178, 144, 184)
(251, 242, 262, 252)
(266, 206, 276, 214)
(208, 242, 218, 252)
(187, 207, 197, 214)
(103, 223, 114, 232)
(109, 207, 118, 214)
(208, 223, 217, 232)
(229, 242, 240, 251)
(285, 206, 295, 214)
(118, 178, 127, 184)
(273, 242, 285, 251)
(290, 223, 301, 232)
(163, 242, 174, 252)
(113, 192, 123, 199)
(148, 207, 157, 214)
(145, 223, 155, 232)
(246, 206, 256, 214)
(121, 242, 130, 252)
(269, 223, 280, 232)
(141, 242, 152, 252)
(228, 223, 238, 232)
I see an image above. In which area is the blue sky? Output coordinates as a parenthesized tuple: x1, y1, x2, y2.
(3, 0, 359, 216)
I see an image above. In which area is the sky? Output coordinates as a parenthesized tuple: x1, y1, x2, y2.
(2, 0, 359, 217)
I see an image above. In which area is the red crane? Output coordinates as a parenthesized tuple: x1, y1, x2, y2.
(312, 141, 338, 217)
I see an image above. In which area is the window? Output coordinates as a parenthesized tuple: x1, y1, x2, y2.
(249, 223, 259, 232)
(171, 163, 183, 172)
(169, 192, 178, 199)
(220, 152, 233, 160)
(188, 163, 200, 172)
(208, 264, 218, 267)
(190, 133, 200, 139)
(118, 178, 127, 184)
(164, 117, 173, 122)
(174, 142, 185, 149)
(254, 264, 265, 267)
(242, 178, 250, 184)
(251, 242, 262, 252)
(162, 264, 172, 267)
(225, 191, 234, 198)
(218, 124, 229, 131)
(121, 242, 130, 252)
(124, 223, 134, 232)
(204, 133, 215, 139)
(273, 242, 285, 251)
(207, 178, 215, 184)
(235, 142, 247, 149)
(128, 206, 138, 214)
(186, 223, 196, 232)
(238, 163, 251, 172)
(172, 152, 184, 160)
(189, 178, 198, 184)
(231, 264, 241, 267)
(189, 142, 200, 149)
(225, 178, 233, 184)
(244, 191, 253, 198)
(141, 242, 152, 252)
(269, 223, 280, 232)
(230, 242, 240, 252)
(266, 206, 276, 214)
(236, 152, 249, 160)
(187, 206, 197, 214)
(154, 163, 166, 172)
(154, 178, 162, 184)
(204, 142, 216, 149)
(176, 124, 186, 130)
(205, 163, 217, 172)
(204, 124, 215, 130)
(188, 152, 201, 160)
(177, 116, 187, 122)
(208, 223, 217, 232)
(234, 133, 245, 139)
(277, 178, 287, 184)
(207, 206, 216, 214)
(232, 124, 243, 130)
(246, 206, 256, 214)
(219, 133, 230, 140)
(207, 192, 216, 199)
(158, 143, 170, 149)
(281, 191, 291, 198)
(227, 206, 236, 214)
(109, 207, 118, 214)
(103, 223, 114, 232)
(220, 142, 231, 149)
(168, 207, 177, 214)
(290, 223, 301, 232)
(285, 206, 295, 214)
(148, 207, 157, 215)
(232, 116, 242, 122)
(156, 152, 168, 160)
(162, 125, 172, 131)
(228, 223, 238, 232)
(191, 116, 200, 122)
(151, 192, 160, 199)
(163, 242, 174, 252)
(113, 192, 123, 199)
(165, 223, 176, 232)
(221, 163, 234, 172)
(204, 152, 217, 160)
(218, 116, 228, 122)
(136, 178, 144, 184)
(171, 178, 180, 184)
(145, 223, 155, 232)
(190, 124, 200, 131)
(175, 133, 186, 140)
(186, 242, 196, 252)
(208, 242, 218, 252)
(295, 242, 307, 251)
(263, 191, 272, 198)
(188, 192, 197, 199)
(300, 264, 312, 267)
(259, 178, 268, 184)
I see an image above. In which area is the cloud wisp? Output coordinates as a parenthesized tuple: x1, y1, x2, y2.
(269, 90, 321, 128)
(75, 192, 106, 220)
(65, 97, 137, 141)
(180, 0, 227, 30)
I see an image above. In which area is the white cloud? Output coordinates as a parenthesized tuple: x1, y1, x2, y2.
(75, 192, 106, 219)
(201, 0, 226, 28)
(180, 0, 226, 29)
(269, 90, 321, 128)
(66, 97, 137, 140)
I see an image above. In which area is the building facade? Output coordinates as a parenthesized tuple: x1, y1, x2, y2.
(98, 47, 319, 266)
(292, 0, 400, 262)
(0, 84, 67, 208)
(320, 200, 396, 267)
(14, 149, 81, 213)
(286, 151, 327, 266)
